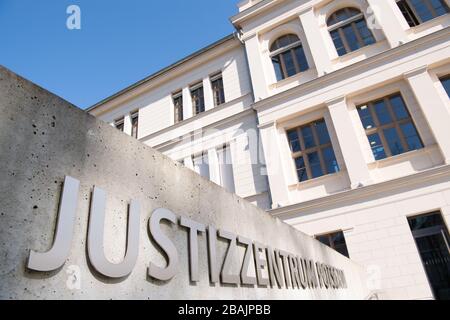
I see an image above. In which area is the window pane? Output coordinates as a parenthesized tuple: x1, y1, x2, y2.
(397, 0, 420, 27)
(322, 147, 339, 174)
(287, 129, 301, 152)
(272, 55, 284, 81)
(331, 232, 350, 258)
(343, 24, 360, 51)
(294, 46, 309, 72)
(301, 126, 315, 149)
(368, 133, 387, 160)
(374, 100, 393, 125)
(383, 127, 405, 156)
(315, 120, 331, 144)
(430, 0, 449, 16)
(193, 154, 210, 179)
(410, 0, 434, 22)
(441, 76, 450, 97)
(212, 77, 225, 106)
(358, 105, 375, 129)
(307, 152, 323, 179)
(316, 235, 331, 247)
(330, 30, 347, 56)
(355, 19, 375, 45)
(295, 156, 308, 182)
(191, 86, 205, 114)
(390, 95, 409, 120)
(281, 51, 297, 77)
(408, 212, 446, 230)
(400, 122, 423, 151)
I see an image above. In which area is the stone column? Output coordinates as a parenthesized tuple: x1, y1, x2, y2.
(182, 87, 193, 120)
(243, 34, 269, 102)
(207, 148, 221, 185)
(405, 66, 450, 164)
(366, 0, 409, 48)
(123, 114, 132, 136)
(298, 8, 333, 76)
(203, 76, 214, 111)
(259, 123, 290, 208)
(327, 97, 372, 189)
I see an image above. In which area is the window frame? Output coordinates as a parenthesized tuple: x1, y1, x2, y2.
(287, 119, 339, 183)
(396, 0, 449, 27)
(210, 73, 225, 106)
(190, 83, 205, 116)
(270, 34, 309, 81)
(357, 92, 424, 160)
(114, 117, 124, 132)
(439, 75, 450, 98)
(172, 91, 183, 124)
(131, 111, 139, 139)
(327, 7, 376, 56)
(315, 231, 350, 258)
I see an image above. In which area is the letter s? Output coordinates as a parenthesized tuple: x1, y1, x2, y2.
(148, 208, 179, 281)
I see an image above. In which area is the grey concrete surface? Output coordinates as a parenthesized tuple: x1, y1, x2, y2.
(0, 66, 370, 299)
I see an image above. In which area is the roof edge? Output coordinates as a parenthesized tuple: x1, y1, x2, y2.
(87, 33, 237, 113)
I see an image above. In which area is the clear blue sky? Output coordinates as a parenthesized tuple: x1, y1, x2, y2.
(0, 0, 237, 109)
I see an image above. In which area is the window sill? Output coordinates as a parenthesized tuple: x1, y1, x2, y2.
(331, 40, 388, 64)
(406, 14, 450, 37)
(269, 68, 318, 90)
(367, 144, 440, 169)
(288, 170, 347, 190)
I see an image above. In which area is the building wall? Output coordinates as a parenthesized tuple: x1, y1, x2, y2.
(89, 0, 450, 299)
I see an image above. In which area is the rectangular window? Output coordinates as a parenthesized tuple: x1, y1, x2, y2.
(408, 212, 450, 300)
(131, 111, 139, 139)
(114, 117, 124, 132)
(440, 75, 450, 98)
(287, 119, 340, 183)
(211, 73, 225, 106)
(173, 92, 183, 123)
(217, 145, 235, 193)
(397, 0, 449, 27)
(192, 152, 210, 179)
(357, 93, 423, 161)
(316, 231, 350, 258)
(190, 83, 205, 115)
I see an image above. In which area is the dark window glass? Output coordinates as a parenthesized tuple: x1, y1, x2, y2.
(308, 152, 323, 178)
(397, 0, 449, 26)
(301, 126, 315, 149)
(357, 93, 423, 160)
(323, 147, 339, 174)
(358, 106, 375, 130)
(288, 119, 340, 183)
(327, 8, 376, 56)
(270, 34, 309, 81)
(440, 75, 450, 98)
(374, 100, 393, 125)
(399, 122, 422, 151)
(295, 156, 308, 182)
(173, 93, 183, 123)
(408, 212, 450, 300)
(131, 112, 139, 139)
(368, 133, 387, 160)
(114, 118, 124, 132)
(191, 85, 205, 115)
(384, 127, 405, 156)
(211, 75, 225, 106)
(287, 129, 301, 153)
(316, 231, 350, 258)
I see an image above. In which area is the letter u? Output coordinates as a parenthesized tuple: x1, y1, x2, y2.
(87, 187, 140, 278)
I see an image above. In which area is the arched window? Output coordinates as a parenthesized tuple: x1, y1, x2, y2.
(327, 8, 376, 56)
(397, 0, 449, 27)
(270, 34, 309, 82)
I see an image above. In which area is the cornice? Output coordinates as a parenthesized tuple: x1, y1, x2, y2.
(270, 164, 450, 219)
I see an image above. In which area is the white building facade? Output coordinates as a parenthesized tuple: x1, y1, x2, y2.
(88, 0, 450, 300)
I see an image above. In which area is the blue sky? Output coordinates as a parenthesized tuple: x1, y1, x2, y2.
(0, 0, 237, 109)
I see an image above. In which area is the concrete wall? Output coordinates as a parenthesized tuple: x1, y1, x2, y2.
(0, 66, 370, 300)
